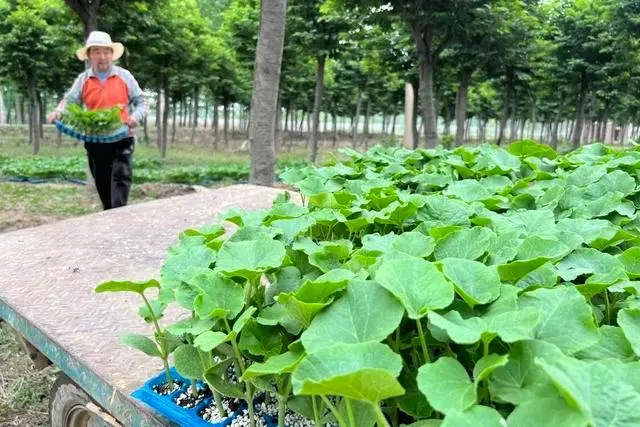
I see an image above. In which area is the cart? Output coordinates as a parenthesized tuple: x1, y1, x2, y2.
(0, 184, 288, 427)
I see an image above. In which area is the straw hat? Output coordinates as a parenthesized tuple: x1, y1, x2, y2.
(76, 31, 124, 61)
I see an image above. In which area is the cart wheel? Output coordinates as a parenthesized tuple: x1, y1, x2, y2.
(49, 374, 96, 427)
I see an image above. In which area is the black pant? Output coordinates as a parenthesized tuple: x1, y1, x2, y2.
(84, 137, 134, 210)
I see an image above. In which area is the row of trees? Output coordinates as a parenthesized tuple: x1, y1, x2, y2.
(1, 0, 639, 158)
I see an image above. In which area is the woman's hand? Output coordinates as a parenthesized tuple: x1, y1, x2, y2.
(126, 117, 138, 128)
(47, 111, 61, 123)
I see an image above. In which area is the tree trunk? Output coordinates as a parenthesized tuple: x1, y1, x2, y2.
(64, 0, 100, 39)
(309, 54, 325, 164)
(249, 0, 287, 186)
(455, 70, 470, 147)
(392, 113, 397, 136)
(16, 94, 24, 124)
(284, 105, 289, 133)
(530, 99, 537, 140)
(497, 77, 511, 145)
(519, 119, 526, 142)
(191, 86, 200, 144)
(213, 104, 219, 149)
(363, 98, 371, 141)
(572, 72, 588, 149)
(323, 112, 329, 136)
(0, 86, 6, 125)
(509, 97, 517, 142)
(172, 101, 177, 145)
(381, 113, 387, 136)
(155, 89, 162, 150)
(409, 24, 438, 148)
(352, 89, 362, 147)
(161, 80, 170, 158)
(550, 99, 564, 150)
(28, 83, 40, 153)
(223, 103, 230, 147)
(412, 82, 419, 149)
(404, 82, 414, 148)
(332, 113, 338, 148)
(143, 116, 149, 144)
(275, 94, 282, 155)
(203, 99, 209, 129)
(37, 91, 45, 139)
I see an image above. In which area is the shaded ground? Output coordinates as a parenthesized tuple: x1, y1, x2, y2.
(0, 324, 57, 427)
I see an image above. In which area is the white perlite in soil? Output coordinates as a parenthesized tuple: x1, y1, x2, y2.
(200, 397, 241, 423)
(255, 401, 337, 427)
(174, 390, 205, 409)
(229, 409, 267, 427)
(152, 381, 181, 396)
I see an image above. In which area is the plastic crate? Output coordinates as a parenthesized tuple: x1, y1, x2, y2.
(54, 120, 130, 143)
(131, 368, 241, 427)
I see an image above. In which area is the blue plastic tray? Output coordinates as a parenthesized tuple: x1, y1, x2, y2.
(131, 368, 240, 427)
(54, 120, 129, 143)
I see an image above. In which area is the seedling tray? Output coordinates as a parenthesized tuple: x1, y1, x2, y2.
(54, 120, 129, 143)
(131, 368, 240, 427)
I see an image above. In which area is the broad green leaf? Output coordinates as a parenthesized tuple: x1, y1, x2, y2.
(238, 320, 284, 358)
(418, 195, 474, 228)
(556, 248, 627, 286)
(174, 281, 199, 311)
(556, 218, 617, 245)
(292, 342, 405, 403)
(295, 269, 354, 302)
(487, 230, 521, 265)
(160, 246, 217, 288)
(537, 356, 640, 427)
(362, 233, 396, 252)
(174, 344, 203, 379)
(242, 349, 305, 380)
(427, 311, 486, 344)
(474, 144, 521, 173)
(392, 232, 436, 258)
(618, 308, 640, 357)
(122, 334, 161, 358)
(618, 248, 640, 279)
(506, 397, 588, 427)
(518, 286, 599, 354)
(204, 367, 245, 399)
(336, 399, 376, 427)
(309, 241, 353, 272)
(444, 179, 492, 202)
(489, 340, 565, 405)
(434, 227, 497, 260)
(375, 257, 454, 319)
(265, 266, 302, 302)
(190, 269, 244, 320)
(267, 201, 308, 219)
(473, 354, 509, 384)
(216, 238, 286, 280)
(272, 216, 316, 243)
(401, 421, 442, 427)
(166, 318, 216, 336)
(498, 258, 550, 282)
(232, 307, 257, 334)
(256, 304, 304, 335)
(220, 208, 268, 227)
(508, 139, 557, 159)
(441, 258, 501, 308)
(193, 331, 227, 352)
(441, 405, 506, 427)
(516, 236, 571, 261)
(396, 370, 433, 418)
(575, 326, 636, 361)
(484, 308, 542, 343)
(96, 279, 160, 295)
(301, 280, 404, 353)
(417, 357, 476, 415)
(137, 299, 167, 323)
(516, 263, 558, 290)
(275, 293, 332, 327)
